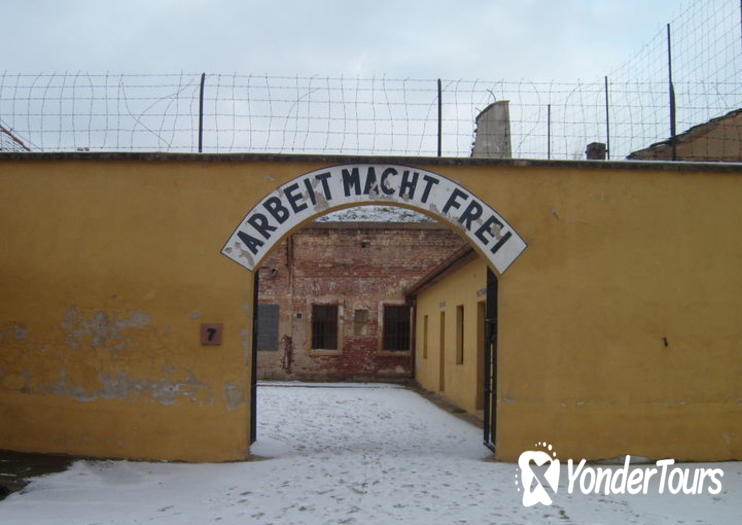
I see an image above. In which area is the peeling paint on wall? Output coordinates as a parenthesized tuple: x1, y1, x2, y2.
(223, 383, 246, 410)
(241, 328, 251, 365)
(7, 367, 213, 406)
(13, 325, 29, 341)
(62, 306, 151, 351)
(0, 310, 228, 409)
(0, 324, 30, 345)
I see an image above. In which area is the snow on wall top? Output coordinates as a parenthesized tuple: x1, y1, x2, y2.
(315, 205, 434, 223)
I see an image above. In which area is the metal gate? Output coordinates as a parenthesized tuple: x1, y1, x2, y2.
(483, 268, 498, 451)
(250, 271, 259, 444)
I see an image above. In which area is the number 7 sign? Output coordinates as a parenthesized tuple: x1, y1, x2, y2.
(200, 323, 223, 346)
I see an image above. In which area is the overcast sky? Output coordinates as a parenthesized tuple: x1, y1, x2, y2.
(6, 0, 680, 80)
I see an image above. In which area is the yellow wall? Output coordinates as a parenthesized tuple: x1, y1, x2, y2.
(415, 255, 487, 416)
(413, 162, 742, 462)
(491, 165, 741, 462)
(0, 158, 279, 461)
(1, 154, 741, 463)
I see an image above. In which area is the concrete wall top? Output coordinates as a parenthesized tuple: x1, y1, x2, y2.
(2, 151, 741, 175)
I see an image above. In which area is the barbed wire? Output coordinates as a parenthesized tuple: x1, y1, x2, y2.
(0, 0, 739, 160)
(2, 73, 737, 159)
(0, 118, 31, 152)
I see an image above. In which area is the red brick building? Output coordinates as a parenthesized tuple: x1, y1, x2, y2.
(256, 218, 466, 381)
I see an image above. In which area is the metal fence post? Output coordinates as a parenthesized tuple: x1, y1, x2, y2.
(547, 104, 551, 160)
(667, 24, 677, 161)
(198, 73, 206, 153)
(437, 78, 442, 157)
(604, 76, 610, 160)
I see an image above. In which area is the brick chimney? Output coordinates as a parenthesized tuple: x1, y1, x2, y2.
(585, 142, 607, 160)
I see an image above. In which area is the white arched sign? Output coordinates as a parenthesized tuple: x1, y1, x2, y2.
(222, 164, 527, 274)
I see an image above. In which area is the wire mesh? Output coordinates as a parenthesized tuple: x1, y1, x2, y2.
(0, 0, 739, 160)
(607, 0, 742, 160)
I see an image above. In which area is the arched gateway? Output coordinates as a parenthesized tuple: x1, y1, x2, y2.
(221, 164, 526, 275)
(1, 154, 739, 465)
(224, 163, 526, 453)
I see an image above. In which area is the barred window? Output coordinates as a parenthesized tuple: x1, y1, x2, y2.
(382, 304, 411, 351)
(312, 304, 338, 350)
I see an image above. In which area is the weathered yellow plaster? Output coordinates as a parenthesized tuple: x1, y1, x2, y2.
(414, 165, 742, 462)
(1, 155, 740, 462)
(414, 254, 487, 416)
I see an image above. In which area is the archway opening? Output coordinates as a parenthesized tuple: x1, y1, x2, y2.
(222, 163, 524, 455)
(249, 203, 500, 454)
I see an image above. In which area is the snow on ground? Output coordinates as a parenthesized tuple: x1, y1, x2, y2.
(0, 383, 739, 524)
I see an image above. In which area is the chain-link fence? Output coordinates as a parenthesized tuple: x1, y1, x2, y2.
(1, 0, 740, 160)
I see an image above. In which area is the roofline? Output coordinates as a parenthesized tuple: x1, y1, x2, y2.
(628, 107, 742, 159)
(1, 151, 741, 173)
(404, 246, 477, 298)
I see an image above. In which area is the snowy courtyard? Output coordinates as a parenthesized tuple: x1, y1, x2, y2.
(0, 383, 739, 524)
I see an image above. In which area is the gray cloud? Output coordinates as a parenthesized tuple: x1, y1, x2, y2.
(5, 0, 676, 80)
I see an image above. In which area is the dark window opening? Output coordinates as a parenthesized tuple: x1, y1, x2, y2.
(383, 304, 411, 351)
(312, 304, 338, 349)
(423, 315, 429, 359)
(456, 304, 464, 364)
(257, 303, 279, 351)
